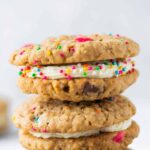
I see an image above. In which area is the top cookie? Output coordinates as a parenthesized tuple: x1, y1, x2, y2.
(10, 34, 139, 66)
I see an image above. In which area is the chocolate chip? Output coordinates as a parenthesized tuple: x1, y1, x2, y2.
(88, 121, 92, 126)
(63, 85, 69, 93)
(82, 82, 103, 95)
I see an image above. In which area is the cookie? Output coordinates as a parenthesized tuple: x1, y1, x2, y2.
(0, 100, 7, 134)
(17, 70, 138, 102)
(10, 34, 139, 66)
(13, 95, 136, 134)
(19, 121, 139, 150)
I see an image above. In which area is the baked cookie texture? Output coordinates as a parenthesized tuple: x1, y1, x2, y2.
(10, 34, 140, 149)
(19, 122, 139, 150)
(13, 95, 135, 133)
(17, 70, 138, 102)
(0, 100, 7, 113)
(0, 100, 7, 134)
(10, 34, 139, 66)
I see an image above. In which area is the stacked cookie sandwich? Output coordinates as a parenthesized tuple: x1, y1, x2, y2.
(10, 34, 140, 150)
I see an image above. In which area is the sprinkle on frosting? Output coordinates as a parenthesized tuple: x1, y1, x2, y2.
(18, 58, 135, 80)
(42, 76, 48, 80)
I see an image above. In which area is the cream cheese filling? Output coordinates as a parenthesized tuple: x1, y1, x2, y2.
(30, 119, 132, 139)
(19, 58, 135, 79)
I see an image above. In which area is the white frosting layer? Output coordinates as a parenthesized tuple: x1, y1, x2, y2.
(100, 119, 132, 132)
(19, 58, 135, 79)
(30, 119, 132, 139)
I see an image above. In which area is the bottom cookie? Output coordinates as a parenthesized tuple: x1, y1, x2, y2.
(19, 121, 139, 150)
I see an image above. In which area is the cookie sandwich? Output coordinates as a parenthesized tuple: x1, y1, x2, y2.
(10, 34, 139, 102)
(13, 95, 139, 150)
(10, 34, 140, 150)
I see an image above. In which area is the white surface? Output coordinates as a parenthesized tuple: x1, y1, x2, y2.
(0, 0, 150, 149)
(0, 132, 24, 150)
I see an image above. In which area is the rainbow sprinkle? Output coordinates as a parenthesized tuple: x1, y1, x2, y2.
(18, 58, 135, 80)
(34, 117, 39, 123)
(112, 131, 125, 143)
(41, 129, 48, 133)
(75, 37, 93, 42)
(36, 45, 41, 51)
(16, 34, 132, 62)
(59, 52, 65, 58)
(57, 45, 62, 50)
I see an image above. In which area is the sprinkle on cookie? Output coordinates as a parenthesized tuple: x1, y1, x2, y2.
(112, 131, 126, 143)
(75, 37, 93, 42)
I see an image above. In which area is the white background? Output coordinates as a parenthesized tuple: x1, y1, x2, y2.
(0, 0, 150, 149)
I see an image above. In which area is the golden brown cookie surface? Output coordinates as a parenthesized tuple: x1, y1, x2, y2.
(17, 70, 138, 102)
(10, 34, 139, 66)
(19, 122, 139, 150)
(13, 95, 136, 133)
(0, 100, 7, 134)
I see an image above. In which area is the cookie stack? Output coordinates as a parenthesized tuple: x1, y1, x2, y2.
(10, 34, 140, 150)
